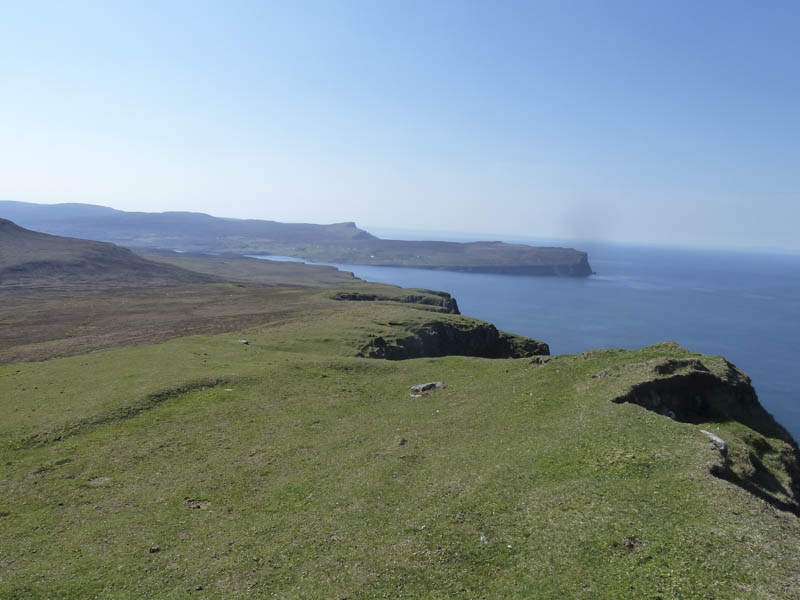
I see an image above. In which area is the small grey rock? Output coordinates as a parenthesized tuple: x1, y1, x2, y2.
(410, 381, 444, 393)
(700, 429, 729, 457)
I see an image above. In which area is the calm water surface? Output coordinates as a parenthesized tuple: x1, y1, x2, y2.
(254, 239, 800, 439)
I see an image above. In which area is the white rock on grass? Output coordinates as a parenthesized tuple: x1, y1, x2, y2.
(410, 381, 444, 393)
(700, 429, 729, 456)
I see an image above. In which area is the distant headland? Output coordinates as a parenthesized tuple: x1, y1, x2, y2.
(0, 200, 593, 277)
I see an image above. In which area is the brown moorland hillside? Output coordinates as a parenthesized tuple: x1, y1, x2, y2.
(0, 218, 217, 289)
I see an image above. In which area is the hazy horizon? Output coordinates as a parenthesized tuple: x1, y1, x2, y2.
(2, 1, 799, 250)
(6, 197, 800, 256)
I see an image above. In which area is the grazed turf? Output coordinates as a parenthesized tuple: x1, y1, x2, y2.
(2, 300, 799, 599)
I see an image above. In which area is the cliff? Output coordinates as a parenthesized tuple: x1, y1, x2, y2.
(358, 318, 549, 360)
(331, 287, 460, 314)
(597, 349, 800, 514)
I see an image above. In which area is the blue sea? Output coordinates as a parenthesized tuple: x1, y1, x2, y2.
(253, 233, 800, 440)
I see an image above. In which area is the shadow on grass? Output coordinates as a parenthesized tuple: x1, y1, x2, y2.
(11, 376, 245, 450)
(612, 357, 800, 517)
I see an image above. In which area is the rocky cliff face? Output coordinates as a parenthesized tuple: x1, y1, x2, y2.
(610, 357, 790, 437)
(332, 289, 460, 314)
(431, 253, 593, 276)
(606, 353, 800, 515)
(358, 319, 549, 360)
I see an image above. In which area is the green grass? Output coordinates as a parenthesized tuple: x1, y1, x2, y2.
(2, 302, 799, 599)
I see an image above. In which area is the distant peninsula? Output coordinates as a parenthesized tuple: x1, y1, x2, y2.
(0, 201, 593, 276)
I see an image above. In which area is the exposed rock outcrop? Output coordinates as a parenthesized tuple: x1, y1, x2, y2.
(332, 289, 460, 314)
(700, 429, 729, 456)
(411, 382, 444, 393)
(609, 353, 800, 515)
(610, 357, 789, 440)
(358, 319, 549, 360)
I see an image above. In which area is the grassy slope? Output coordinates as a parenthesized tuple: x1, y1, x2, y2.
(2, 298, 800, 598)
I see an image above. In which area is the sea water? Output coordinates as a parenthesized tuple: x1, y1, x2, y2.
(253, 237, 800, 439)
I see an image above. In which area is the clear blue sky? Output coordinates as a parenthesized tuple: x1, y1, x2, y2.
(2, 0, 799, 249)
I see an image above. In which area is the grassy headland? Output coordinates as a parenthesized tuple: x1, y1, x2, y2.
(1, 224, 798, 598)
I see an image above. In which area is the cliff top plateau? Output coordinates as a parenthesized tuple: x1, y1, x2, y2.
(1, 226, 798, 599)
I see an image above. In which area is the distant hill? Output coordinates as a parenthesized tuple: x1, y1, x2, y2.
(0, 218, 215, 288)
(0, 201, 593, 276)
(0, 201, 374, 248)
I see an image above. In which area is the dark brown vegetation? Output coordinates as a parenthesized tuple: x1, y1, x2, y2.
(135, 248, 357, 287)
(0, 284, 326, 364)
(0, 219, 214, 289)
(0, 223, 536, 364)
(0, 221, 361, 362)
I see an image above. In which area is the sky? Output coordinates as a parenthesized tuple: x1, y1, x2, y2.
(1, 0, 799, 249)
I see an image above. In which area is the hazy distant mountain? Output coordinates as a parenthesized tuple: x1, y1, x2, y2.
(0, 201, 374, 248)
(0, 201, 592, 276)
